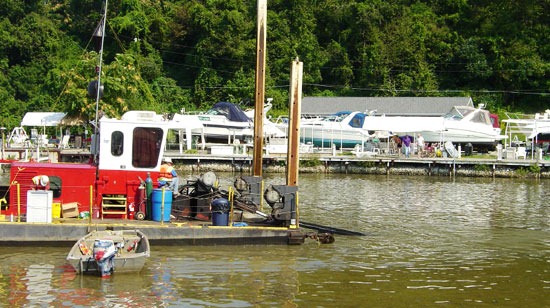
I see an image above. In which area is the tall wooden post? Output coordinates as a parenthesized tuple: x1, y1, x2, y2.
(287, 58, 303, 186)
(252, 0, 267, 177)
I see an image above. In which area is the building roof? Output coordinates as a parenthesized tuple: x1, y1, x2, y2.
(301, 97, 474, 117)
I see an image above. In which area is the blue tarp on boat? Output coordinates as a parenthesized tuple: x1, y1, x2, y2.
(208, 102, 250, 123)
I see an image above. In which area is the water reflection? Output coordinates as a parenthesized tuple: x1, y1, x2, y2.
(0, 174, 548, 307)
(25, 264, 55, 305)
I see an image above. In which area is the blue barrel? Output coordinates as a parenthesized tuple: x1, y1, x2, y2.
(151, 189, 172, 222)
(212, 212, 229, 226)
(211, 198, 229, 226)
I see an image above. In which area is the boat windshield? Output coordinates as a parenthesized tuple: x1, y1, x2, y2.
(444, 107, 473, 121)
(323, 112, 351, 123)
(206, 107, 229, 116)
(322, 115, 344, 122)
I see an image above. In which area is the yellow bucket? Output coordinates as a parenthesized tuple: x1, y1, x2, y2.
(52, 203, 61, 219)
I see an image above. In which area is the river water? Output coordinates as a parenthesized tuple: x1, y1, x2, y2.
(0, 173, 548, 307)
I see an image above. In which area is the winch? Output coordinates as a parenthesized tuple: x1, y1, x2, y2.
(263, 184, 297, 227)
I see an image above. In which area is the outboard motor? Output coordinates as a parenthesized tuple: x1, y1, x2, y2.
(263, 185, 298, 227)
(92, 239, 116, 277)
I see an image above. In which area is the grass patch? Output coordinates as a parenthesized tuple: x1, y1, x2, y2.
(301, 157, 322, 167)
(357, 161, 376, 168)
(528, 164, 541, 174)
(515, 164, 541, 177)
(467, 153, 496, 159)
(474, 164, 491, 172)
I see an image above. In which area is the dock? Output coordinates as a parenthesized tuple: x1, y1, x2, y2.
(163, 150, 550, 178)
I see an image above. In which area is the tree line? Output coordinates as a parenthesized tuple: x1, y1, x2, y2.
(0, 0, 548, 131)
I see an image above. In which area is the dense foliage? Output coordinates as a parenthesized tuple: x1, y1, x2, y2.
(0, 0, 548, 130)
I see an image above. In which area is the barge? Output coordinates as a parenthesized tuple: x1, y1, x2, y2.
(0, 110, 330, 246)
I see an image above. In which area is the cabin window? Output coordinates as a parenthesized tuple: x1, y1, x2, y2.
(350, 114, 365, 128)
(49, 176, 62, 198)
(111, 131, 124, 156)
(132, 127, 163, 168)
(473, 112, 488, 124)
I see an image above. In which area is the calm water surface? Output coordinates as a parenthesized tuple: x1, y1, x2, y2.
(0, 173, 548, 307)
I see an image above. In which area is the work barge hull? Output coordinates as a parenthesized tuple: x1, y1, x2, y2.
(0, 219, 308, 246)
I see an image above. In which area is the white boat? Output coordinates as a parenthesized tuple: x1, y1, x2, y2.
(196, 101, 253, 143)
(298, 111, 373, 149)
(362, 105, 505, 151)
(190, 101, 286, 144)
(66, 229, 150, 277)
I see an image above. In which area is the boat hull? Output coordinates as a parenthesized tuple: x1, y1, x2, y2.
(418, 129, 500, 145)
(201, 123, 254, 143)
(74, 253, 148, 275)
(66, 229, 150, 276)
(300, 127, 370, 149)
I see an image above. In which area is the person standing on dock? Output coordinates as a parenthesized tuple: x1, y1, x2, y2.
(416, 134, 425, 157)
(403, 135, 412, 158)
(160, 158, 180, 197)
(391, 134, 402, 156)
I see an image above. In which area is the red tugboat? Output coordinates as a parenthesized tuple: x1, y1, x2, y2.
(2, 111, 171, 220)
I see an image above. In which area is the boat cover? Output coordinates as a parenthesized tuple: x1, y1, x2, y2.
(210, 102, 250, 122)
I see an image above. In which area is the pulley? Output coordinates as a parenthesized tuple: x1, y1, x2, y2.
(264, 185, 281, 205)
(87, 79, 104, 99)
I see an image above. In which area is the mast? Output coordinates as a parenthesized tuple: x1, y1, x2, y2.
(93, 0, 108, 164)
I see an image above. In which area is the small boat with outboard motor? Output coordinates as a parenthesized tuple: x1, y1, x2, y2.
(66, 229, 150, 277)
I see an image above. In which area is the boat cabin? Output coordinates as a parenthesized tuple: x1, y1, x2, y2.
(2, 111, 171, 219)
